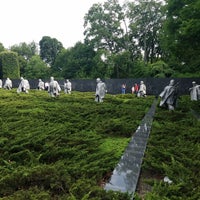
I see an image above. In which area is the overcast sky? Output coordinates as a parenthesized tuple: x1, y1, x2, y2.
(1, 0, 126, 49)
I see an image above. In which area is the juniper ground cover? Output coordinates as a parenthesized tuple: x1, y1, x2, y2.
(136, 96, 200, 200)
(0, 89, 153, 199)
(1, 90, 199, 199)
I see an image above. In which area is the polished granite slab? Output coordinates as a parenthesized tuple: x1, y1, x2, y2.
(104, 99, 157, 199)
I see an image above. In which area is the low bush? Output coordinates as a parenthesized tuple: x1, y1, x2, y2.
(0, 89, 153, 199)
(138, 95, 200, 200)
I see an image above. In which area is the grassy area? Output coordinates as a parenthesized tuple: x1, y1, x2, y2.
(0, 89, 154, 199)
(136, 95, 200, 200)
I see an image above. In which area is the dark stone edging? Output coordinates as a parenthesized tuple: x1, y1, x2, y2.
(104, 99, 157, 199)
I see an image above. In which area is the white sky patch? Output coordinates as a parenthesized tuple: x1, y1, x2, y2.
(0, 0, 126, 49)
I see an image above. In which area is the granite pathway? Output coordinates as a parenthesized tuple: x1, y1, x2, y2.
(104, 98, 158, 199)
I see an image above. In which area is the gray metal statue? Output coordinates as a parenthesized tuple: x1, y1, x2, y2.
(189, 81, 200, 101)
(64, 79, 72, 94)
(17, 77, 30, 93)
(137, 81, 147, 97)
(95, 78, 107, 102)
(38, 79, 45, 90)
(3, 78, 12, 90)
(159, 79, 179, 110)
(48, 76, 61, 97)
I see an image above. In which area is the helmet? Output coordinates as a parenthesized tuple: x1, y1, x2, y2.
(96, 78, 101, 82)
(169, 79, 174, 86)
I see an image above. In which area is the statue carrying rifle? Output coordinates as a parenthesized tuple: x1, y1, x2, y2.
(159, 79, 179, 111)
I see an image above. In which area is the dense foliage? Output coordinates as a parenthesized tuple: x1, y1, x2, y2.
(1, 0, 199, 79)
(54, 43, 97, 79)
(0, 51, 20, 79)
(25, 55, 50, 79)
(136, 96, 200, 199)
(39, 36, 64, 66)
(0, 43, 4, 53)
(10, 42, 38, 61)
(162, 0, 200, 74)
(0, 90, 154, 199)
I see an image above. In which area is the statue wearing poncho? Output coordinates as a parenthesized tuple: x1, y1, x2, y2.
(48, 77, 61, 97)
(95, 78, 107, 103)
(159, 79, 178, 111)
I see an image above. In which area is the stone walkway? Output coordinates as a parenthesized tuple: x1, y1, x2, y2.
(104, 99, 158, 199)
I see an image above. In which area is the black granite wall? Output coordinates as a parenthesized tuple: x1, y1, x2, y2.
(2, 78, 200, 96)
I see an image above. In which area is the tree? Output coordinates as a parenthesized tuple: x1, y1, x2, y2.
(24, 55, 50, 79)
(84, 0, 139, 78)
(54, 42, 97, 79)
(162, 0, 200, 73)
(39, 36, 64, 66)
(90, 49, 111, 78)
(126, 0, 165, 64)
(84, 0, 167, 78)
(10, 41, 38, 60)
(106, 51, 134, 78)
(18, 55, 28, 77)
(0, 51, 20, 79)
(148, 60, 174, 77)
(84, 0, 127, 54)
(0, 43, 5, 53)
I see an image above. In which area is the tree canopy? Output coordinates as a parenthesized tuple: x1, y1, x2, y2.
(10, 42, 38, 61)
(24, 55, 50, 79)
(162, 0, 200, 73)
(0, 0, 199, 79)
(84, 0, 127, 54)
(0, 51, 20, 79)
(39, 36, 64, 66)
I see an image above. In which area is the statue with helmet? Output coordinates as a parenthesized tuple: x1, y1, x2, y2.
(159, 79, 179, 111)
(95, 78, 107, 102)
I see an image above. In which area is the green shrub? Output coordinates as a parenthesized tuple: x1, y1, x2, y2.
(0, 51, 20, 79)
(0, 90, 154, 199)
(140, 95, 200, 200)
